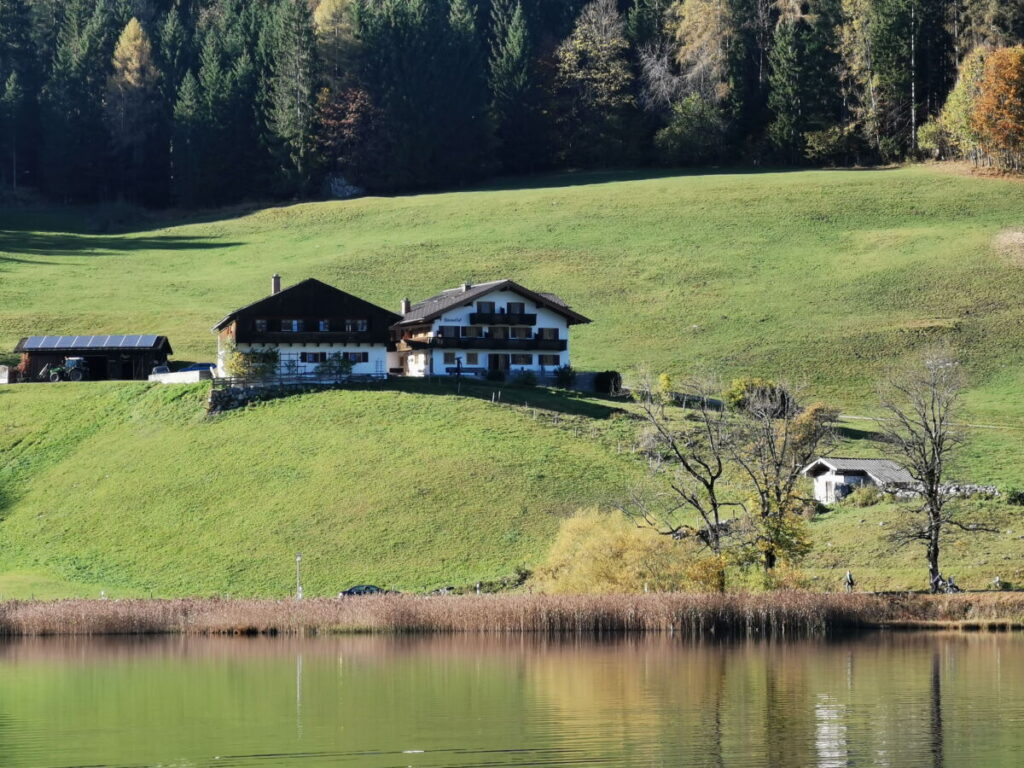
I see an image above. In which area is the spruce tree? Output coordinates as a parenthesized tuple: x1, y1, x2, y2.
(171, 69, 201, 206)
(489, 0, 539, 172)
(267, 0, 319, 195)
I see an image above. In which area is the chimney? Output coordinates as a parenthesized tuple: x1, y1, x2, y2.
(461, 282, 472, 293)
(271, 274, 282, 295)
(400, 297, 411, 314)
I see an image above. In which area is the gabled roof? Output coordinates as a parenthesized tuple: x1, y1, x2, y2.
(394, 279, 590, 327)
(14, 334, 173, 354)
(802, 457, 915, 486)
(212, 278, 400, 331)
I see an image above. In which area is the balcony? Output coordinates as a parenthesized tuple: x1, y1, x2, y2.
(398, 336, 566, 352)
(468, 312, 537, 325)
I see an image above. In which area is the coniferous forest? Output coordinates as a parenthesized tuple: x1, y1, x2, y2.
(0, 0, 1022, 207)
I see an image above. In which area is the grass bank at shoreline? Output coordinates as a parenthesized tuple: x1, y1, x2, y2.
(2, 592, 1024, 637)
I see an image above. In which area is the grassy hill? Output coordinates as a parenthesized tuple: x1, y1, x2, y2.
(0, 380, 641, 596)
(2, 165, 1024, 596)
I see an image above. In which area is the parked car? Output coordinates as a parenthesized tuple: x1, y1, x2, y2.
(180, 363, 216, 372)
(340, 585, 392, 596)
(151, 365, 171, 375)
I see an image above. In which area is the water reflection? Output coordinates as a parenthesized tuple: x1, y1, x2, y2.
(0, 633, 1017, 767)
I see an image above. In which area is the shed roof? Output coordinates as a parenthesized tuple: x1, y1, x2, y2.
(14, 334, 173, 354)
(394, 279, 591, 328)
(802, 457, 915, 486)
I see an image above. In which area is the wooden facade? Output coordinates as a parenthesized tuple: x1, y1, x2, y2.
(13, 335, 173, 381)
(213, 278, 400, 349)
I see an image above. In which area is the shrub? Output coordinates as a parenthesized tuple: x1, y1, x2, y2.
(724, 376, 793, 415)
(654, 94, 726, 166)
(315, 353, 354, 380)
(594, 370, 622, 395)
(485, 369, 506, 383)
(803, 125, 860, 165)
(843, 484, 885, 507)
(530, 509, 716, 594)
(553, 365, 576, 388)
(510, 369, 538, 387)
(224, 344, 279, 379)
(1006, 488, 1024, 506)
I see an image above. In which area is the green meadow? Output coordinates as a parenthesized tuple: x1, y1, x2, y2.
(2, 166, 1024, 595)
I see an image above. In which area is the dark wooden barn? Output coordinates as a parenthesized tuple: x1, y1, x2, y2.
(13, 335, 174, 381)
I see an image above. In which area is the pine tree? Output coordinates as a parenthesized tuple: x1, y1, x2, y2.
(267, 0, 319, 194)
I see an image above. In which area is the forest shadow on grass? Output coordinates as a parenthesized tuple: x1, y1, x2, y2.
(0, 229, 243, 260)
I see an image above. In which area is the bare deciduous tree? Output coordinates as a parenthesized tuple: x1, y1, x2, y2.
(628, 370, 742, 590)
(730, 384, 838, 571)
(879, 351, 996, 591)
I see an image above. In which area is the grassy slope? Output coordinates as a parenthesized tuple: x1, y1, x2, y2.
(0, 381, 640, 595)
(2, 166, 1024, 595)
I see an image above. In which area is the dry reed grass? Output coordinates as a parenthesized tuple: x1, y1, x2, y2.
(2, 592, 1023, 637)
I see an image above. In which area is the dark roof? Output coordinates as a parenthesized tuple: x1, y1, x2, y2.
(14, 334, 173, 354)
(394, 279, 590, 327)
(212, 278, 401, 331)
(802, 457, 915, 486)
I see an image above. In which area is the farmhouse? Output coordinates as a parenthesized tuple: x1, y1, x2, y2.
(213, 275, 401, 378)
(391, 280, 590, 378)
(802, 457, 915, 504)
(12, 334, 173, 381)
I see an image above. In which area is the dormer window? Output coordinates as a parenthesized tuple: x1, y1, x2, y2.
(282, 319, 304, 332)
(477, 300, 495, 313)
(318, 319, 331, 332)
(507, 301, 525, 314)
(254, 319, 268, 332)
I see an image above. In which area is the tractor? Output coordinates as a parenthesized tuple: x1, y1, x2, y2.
(39, 357, 89, 382)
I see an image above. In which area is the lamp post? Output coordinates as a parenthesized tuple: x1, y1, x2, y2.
(295, 552, 303, 600)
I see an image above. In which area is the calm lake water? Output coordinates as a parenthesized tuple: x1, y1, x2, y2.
(0, 632, 1022, 767)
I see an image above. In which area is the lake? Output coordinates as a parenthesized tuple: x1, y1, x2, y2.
(0, 632, 1020, 767)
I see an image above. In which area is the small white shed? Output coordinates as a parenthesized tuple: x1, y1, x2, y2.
(801, 457, 915, 504)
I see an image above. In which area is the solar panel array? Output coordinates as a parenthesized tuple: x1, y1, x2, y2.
(20, 335, 161, 351)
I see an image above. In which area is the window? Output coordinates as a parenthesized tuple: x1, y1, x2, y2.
(300, 352, 328, 364)
(318, 319, 331, 332)
(345, 318, 369, 333)
(511, 354, 533, 365)
(539, 328, 559, 340)
(254, 319, 268, 332)
(510, 327, 532, 339)
(347, 352, 369, 363)
(507, 301, 525, 314)
(461, 326, 483, 338)
(466, 353, 479, 365)
(539, 354, 560, 367)
(477, 300, 496, 313)
(443, 352, 457, 365)
(282, 319, 304, 332)
(438, 326, 460, 338)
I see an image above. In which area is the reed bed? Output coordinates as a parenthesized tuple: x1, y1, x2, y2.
(2, 592, 1023, 637)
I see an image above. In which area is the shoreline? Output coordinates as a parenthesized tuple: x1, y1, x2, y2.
(0, 592, 1022, 637)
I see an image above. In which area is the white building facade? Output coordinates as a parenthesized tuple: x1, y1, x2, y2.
(392, 281, 590, 379)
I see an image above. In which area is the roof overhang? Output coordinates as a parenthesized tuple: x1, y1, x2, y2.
(393, 280, 591, 329)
